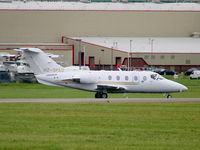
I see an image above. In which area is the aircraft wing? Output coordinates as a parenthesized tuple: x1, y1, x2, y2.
(96, 84, 126, 93)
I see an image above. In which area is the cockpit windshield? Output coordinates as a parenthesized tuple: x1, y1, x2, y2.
(150, 73, 164, 80)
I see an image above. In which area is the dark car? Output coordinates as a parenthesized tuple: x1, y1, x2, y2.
(158, 69, 175, 75)
(152, 68, 165, 74)
(184, 68, 200, 76)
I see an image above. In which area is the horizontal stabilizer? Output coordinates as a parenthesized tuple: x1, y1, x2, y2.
(14, 47, 64, 75)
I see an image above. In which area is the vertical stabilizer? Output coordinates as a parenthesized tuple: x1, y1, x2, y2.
(16, 48, 64, 75)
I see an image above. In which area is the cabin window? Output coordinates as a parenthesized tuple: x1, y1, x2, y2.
(134, 76, 138, 81)
(108, 75, 112, 80)
(125, 76, 129, 81)
(151, 74, 157, 80)
(116, 75, 120, 80)
(150, 74, 164, 80)
(143, 76, 147, 81)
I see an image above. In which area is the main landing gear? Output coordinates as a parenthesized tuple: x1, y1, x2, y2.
(95, 92, 108, 98)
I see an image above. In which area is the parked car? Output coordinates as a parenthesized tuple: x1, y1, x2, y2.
(153, 68, 175, 75)
(0, 61, 6, 72)
(185, 68, 200, 76)
(152, 68, 165, 74)
(190, 70, 200, 79)
(159, 69, 175, 75)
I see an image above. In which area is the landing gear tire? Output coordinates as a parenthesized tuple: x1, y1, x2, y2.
(167, 94, 172, 99)
(102, 93, 108, 99)
(95, 92, 108, 99)
(95, 92, 101, 98)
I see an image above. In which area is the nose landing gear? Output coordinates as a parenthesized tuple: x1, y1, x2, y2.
(167, 94, 172, 99)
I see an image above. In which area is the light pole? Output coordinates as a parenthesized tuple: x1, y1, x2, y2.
(101, 49, 104, 70)
(151, 39, 154, 54)
(129, 40, 133, 71)
(83, 46, 86, 67)
(111, 47, 113, 70)
(150, 39, 154, 67)
(76, 39, 82, 70)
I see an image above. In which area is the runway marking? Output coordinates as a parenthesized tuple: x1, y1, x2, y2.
(0, 98, 200, 103)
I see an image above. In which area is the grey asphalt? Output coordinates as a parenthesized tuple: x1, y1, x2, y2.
(0, 98, 200, 103)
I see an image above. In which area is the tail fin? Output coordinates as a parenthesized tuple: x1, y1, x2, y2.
(15, 48, 64, 75)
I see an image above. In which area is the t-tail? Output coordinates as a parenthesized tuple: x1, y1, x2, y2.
(15, 48, 64, 75)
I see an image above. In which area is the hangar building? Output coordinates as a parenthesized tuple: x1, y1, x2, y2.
(0, 1, 200, 72)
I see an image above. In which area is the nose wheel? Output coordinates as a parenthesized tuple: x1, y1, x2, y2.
(95, 92, 108, 98)
(167, 94, 172, 99)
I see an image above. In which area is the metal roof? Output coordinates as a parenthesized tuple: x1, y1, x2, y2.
(1, 1, 200, 11)
(70, 37, 200, 53)
(0, 43, 68, 46)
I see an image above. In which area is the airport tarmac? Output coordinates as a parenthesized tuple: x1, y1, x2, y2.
(0, 98, 200, 103)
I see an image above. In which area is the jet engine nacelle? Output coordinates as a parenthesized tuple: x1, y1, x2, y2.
(80, 74, 98, 84)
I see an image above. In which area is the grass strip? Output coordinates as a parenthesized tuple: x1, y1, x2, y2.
(0, 102, 200, 150)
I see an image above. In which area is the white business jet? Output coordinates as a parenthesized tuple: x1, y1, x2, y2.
(16, 48, 188, 98)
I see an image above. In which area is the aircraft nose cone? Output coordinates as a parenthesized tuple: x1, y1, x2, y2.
(180, 85, 188, 92)
(168, 80, 188, 93)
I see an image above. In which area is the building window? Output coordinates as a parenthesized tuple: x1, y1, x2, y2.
(144, 55, 149, 59)
(171, 55, 175, 59)
(160, 55, 165, 59)
(116, 57, 121, 65)
(89, 56, 95, 65)
(151, 55, 155, 59)
(185, 59, 191, 64)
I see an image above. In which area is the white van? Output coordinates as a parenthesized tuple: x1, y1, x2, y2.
(190, 70, 200, 79)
